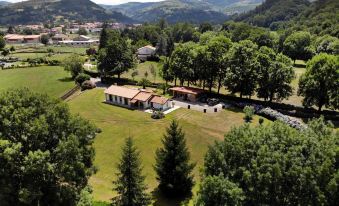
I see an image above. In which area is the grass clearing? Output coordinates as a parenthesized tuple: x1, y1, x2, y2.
(123, 61, 164, 83)
(68, 88, 268, 204)
(0, 66, 75, 97)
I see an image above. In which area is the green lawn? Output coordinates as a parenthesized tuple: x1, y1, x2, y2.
(0, 66, 75, 97)
(282, 65, 306, 106)
(123, 61, 164, 83)
(68, 88, 267, 204)
(10, 52, 47, 60)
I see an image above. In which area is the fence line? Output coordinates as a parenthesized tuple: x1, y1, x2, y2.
(60, 85, 80, 101)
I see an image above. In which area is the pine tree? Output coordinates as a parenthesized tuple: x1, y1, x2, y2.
(113, 137, 151, 206)
(154, 120, 195, 197)
(99, 23, 109, 50)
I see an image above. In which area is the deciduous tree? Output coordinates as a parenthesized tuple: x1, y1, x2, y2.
(224, 40, 259, 98)
(256, 46, 295, 102)
(195, 175, 244, 206)
(204, 118, 339, 205)
(0, 88, 97, 206)
(283, 31, 314, 62)
(298, 53, 339, 111)
(40, 34, 49, 45)
(63, 54, 84, 79)
(98, 31, 135, 79)
(206, 36, 232, 93)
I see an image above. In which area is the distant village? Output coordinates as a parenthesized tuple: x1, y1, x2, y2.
(1, 22, 142, 46)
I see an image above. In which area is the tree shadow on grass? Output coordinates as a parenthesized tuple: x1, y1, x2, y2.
(151, 188, 191, 206)
(58, 77, 73, 82)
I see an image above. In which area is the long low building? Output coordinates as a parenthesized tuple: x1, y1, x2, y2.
(4, 34, 41, 44)
(104, 85, 172, 111)
(58, 40, 99, 47)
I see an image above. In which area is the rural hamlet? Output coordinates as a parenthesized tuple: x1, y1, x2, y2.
(0, 0, 338, 205)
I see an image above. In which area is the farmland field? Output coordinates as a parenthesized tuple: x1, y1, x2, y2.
(0, 66, 75, 97)
(68, 88, 268, 204)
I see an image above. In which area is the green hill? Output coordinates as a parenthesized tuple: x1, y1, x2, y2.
(292, 0, 339, 37)
(235, 0, 310, 27)
(129, 0, 229, 23)
(0, 0, 135, 25)
(103, 0, 264, 23)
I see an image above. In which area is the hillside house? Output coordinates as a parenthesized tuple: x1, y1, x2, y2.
(137, 45, 156, 61)
(104, 85, 171, 111)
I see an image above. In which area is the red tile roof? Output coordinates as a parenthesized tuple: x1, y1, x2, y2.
(169, 87, 205, 95)
(105, 85, 140, 99)
(150, 96, 169, 105)
(133, 91, 153, 102)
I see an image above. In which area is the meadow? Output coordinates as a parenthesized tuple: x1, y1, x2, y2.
(0, 66, 75, 97)
(68, 88, 268, 204)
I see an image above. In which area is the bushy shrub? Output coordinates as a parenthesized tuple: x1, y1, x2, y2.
(243, 106, 255, 122)
(195, 175, 244, 206)
(81, 80, 96, 90)
(259, 118, 264, 125)
(151, 111, 165, 119)
(75, 73, 91, 85)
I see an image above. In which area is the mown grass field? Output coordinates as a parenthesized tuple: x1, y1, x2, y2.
(0, 66, 75, 97)
(122, 61, 164, 83)
(68, 88, 268, 205)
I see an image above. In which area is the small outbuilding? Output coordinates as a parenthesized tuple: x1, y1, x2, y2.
(169, 87, 205, 102)
(150, 96, 171, 111)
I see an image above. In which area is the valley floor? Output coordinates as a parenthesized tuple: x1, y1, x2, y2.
(68, 88, 268, 204)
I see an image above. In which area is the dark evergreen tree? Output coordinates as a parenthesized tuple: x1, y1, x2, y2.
(154, 120, 195, 197)
(156, 33, 168, 56)
(166, 34, 175, 57)
(113, 137, 151, 206)
(99, 23, 109, 50)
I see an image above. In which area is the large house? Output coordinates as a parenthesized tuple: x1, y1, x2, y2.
(104, 85, 172, 111)
(137, 45, 156, 61)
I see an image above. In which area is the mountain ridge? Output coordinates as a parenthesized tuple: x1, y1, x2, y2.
(102, 0, 264, 23)
(0, 0, 135, 25)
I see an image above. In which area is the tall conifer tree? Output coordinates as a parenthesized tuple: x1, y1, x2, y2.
(113, 137, 150, 206)
(154, 120, 195, 197)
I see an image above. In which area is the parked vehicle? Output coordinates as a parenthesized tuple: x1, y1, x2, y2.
(207, 98, 219, 106)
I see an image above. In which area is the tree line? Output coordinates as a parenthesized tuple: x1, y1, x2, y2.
(97, 20, 338, 111)
(163, 33, 338, 111)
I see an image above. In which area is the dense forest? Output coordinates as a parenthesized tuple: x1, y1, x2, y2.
(235, 0, 339, 38)
(235, 0, 310, 28)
